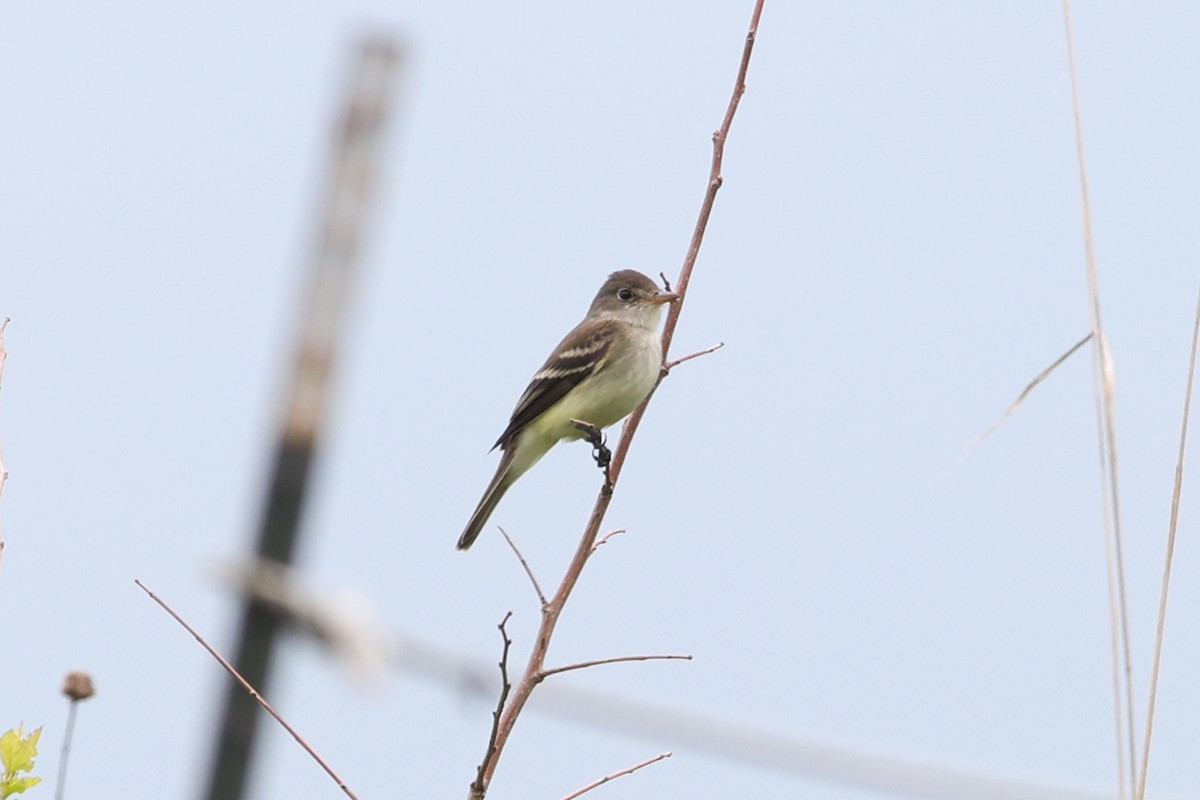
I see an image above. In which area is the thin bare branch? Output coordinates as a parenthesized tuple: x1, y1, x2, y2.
(135, 580, 359, 799)
(658, 3, 762, 360)
(558, 752, 672, 800)
(471, 613, 514, 798)
(1135, 286, 1200, 800)
(665, 341, 725, 372)
(541, 654, 692, 680)
(0, 316, 9, 569)
(499, 527, 547, 607)
(590, 529, 627, 552)
(1062, 3, 1136, 795)
(468, 4, 765, 795)
(962, 333, 1092, 455)
(383, 618, 1182, 800)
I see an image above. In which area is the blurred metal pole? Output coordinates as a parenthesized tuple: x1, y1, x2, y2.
(202, 36, 402, 800)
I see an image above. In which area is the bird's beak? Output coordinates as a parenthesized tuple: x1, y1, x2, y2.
(645, 291, 679, 305)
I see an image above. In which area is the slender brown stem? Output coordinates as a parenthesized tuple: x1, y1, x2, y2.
(135, 580, 359, 800)
(471, 489, 614, 797)
(659, 0, 763, 360)
(590, 528, 627, 552)
(471, 613, 514, 797)
(541, 654, 692, 679)
(468, 3, 765, 796)
(499, 527, 547, 607)
(665, 342, 725, 371)
(558, 752, 672, 800)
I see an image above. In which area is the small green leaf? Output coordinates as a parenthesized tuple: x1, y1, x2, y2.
(1, 725, 42, 799)
(1, 776, 41, 798)
(0, 725, 40, 774)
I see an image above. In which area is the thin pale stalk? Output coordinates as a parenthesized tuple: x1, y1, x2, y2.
(1062, 2, 1135, 794)
(55, 702, 78, 800)
(1135, 286, 1200, 799)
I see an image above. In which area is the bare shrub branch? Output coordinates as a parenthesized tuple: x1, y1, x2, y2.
(541, 654, 692, 679)
(135, 580, 359, 799)
(558, 752, 672, 800)
(471, 612, 514, 797)
(590, 529, 627, 553)
(665, 341, 725, 372)
(499, 527, 547, 608)
(466, 3, 766, 796)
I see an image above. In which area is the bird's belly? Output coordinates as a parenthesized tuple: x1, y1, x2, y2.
(535, 338, 661, 441)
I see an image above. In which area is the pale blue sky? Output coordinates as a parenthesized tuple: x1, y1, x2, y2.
(3, 3, 1199, 799)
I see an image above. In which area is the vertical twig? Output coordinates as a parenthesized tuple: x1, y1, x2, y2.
(1135, 286, 1200, 799)
(0, 316, 10, 569)
(470, 613, 514, 796)
(467, 3, 765, 796)
(203, 36, 402, 800)
(56, 703, 77, 800)
(1061, 4, 1136, 796)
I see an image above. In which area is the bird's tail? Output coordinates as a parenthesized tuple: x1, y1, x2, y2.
(457, 449, 518, 550)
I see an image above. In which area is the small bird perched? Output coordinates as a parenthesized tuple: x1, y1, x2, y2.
(457, 270, 677, 550)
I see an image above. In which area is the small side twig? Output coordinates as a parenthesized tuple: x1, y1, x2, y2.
(559, 752, 673, 800)
(590, 529, 627, 553)
(498, 527, 547, 608)
(471, 612, 514, 797)
(665, 341, 725, 372)
(962, 332, 1092, 456)
(541, 654, 692, 680)
(658, 273, 673, 293)
(135, 580, 359, 800)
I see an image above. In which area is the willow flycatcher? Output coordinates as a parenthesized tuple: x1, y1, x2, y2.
(457, 269, 677, 550)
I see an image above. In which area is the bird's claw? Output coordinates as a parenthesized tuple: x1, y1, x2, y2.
(570, 419, 613, 484)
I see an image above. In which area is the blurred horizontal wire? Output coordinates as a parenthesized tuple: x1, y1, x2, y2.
(220, 560, 1173, 800)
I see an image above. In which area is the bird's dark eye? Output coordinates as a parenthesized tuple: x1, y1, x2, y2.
(617, 288, 634, 301)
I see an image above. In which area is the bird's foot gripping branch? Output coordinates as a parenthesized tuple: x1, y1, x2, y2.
(570, 418, 612, 486)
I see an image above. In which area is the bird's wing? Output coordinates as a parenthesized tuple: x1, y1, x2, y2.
(492, 319, 616, 451)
